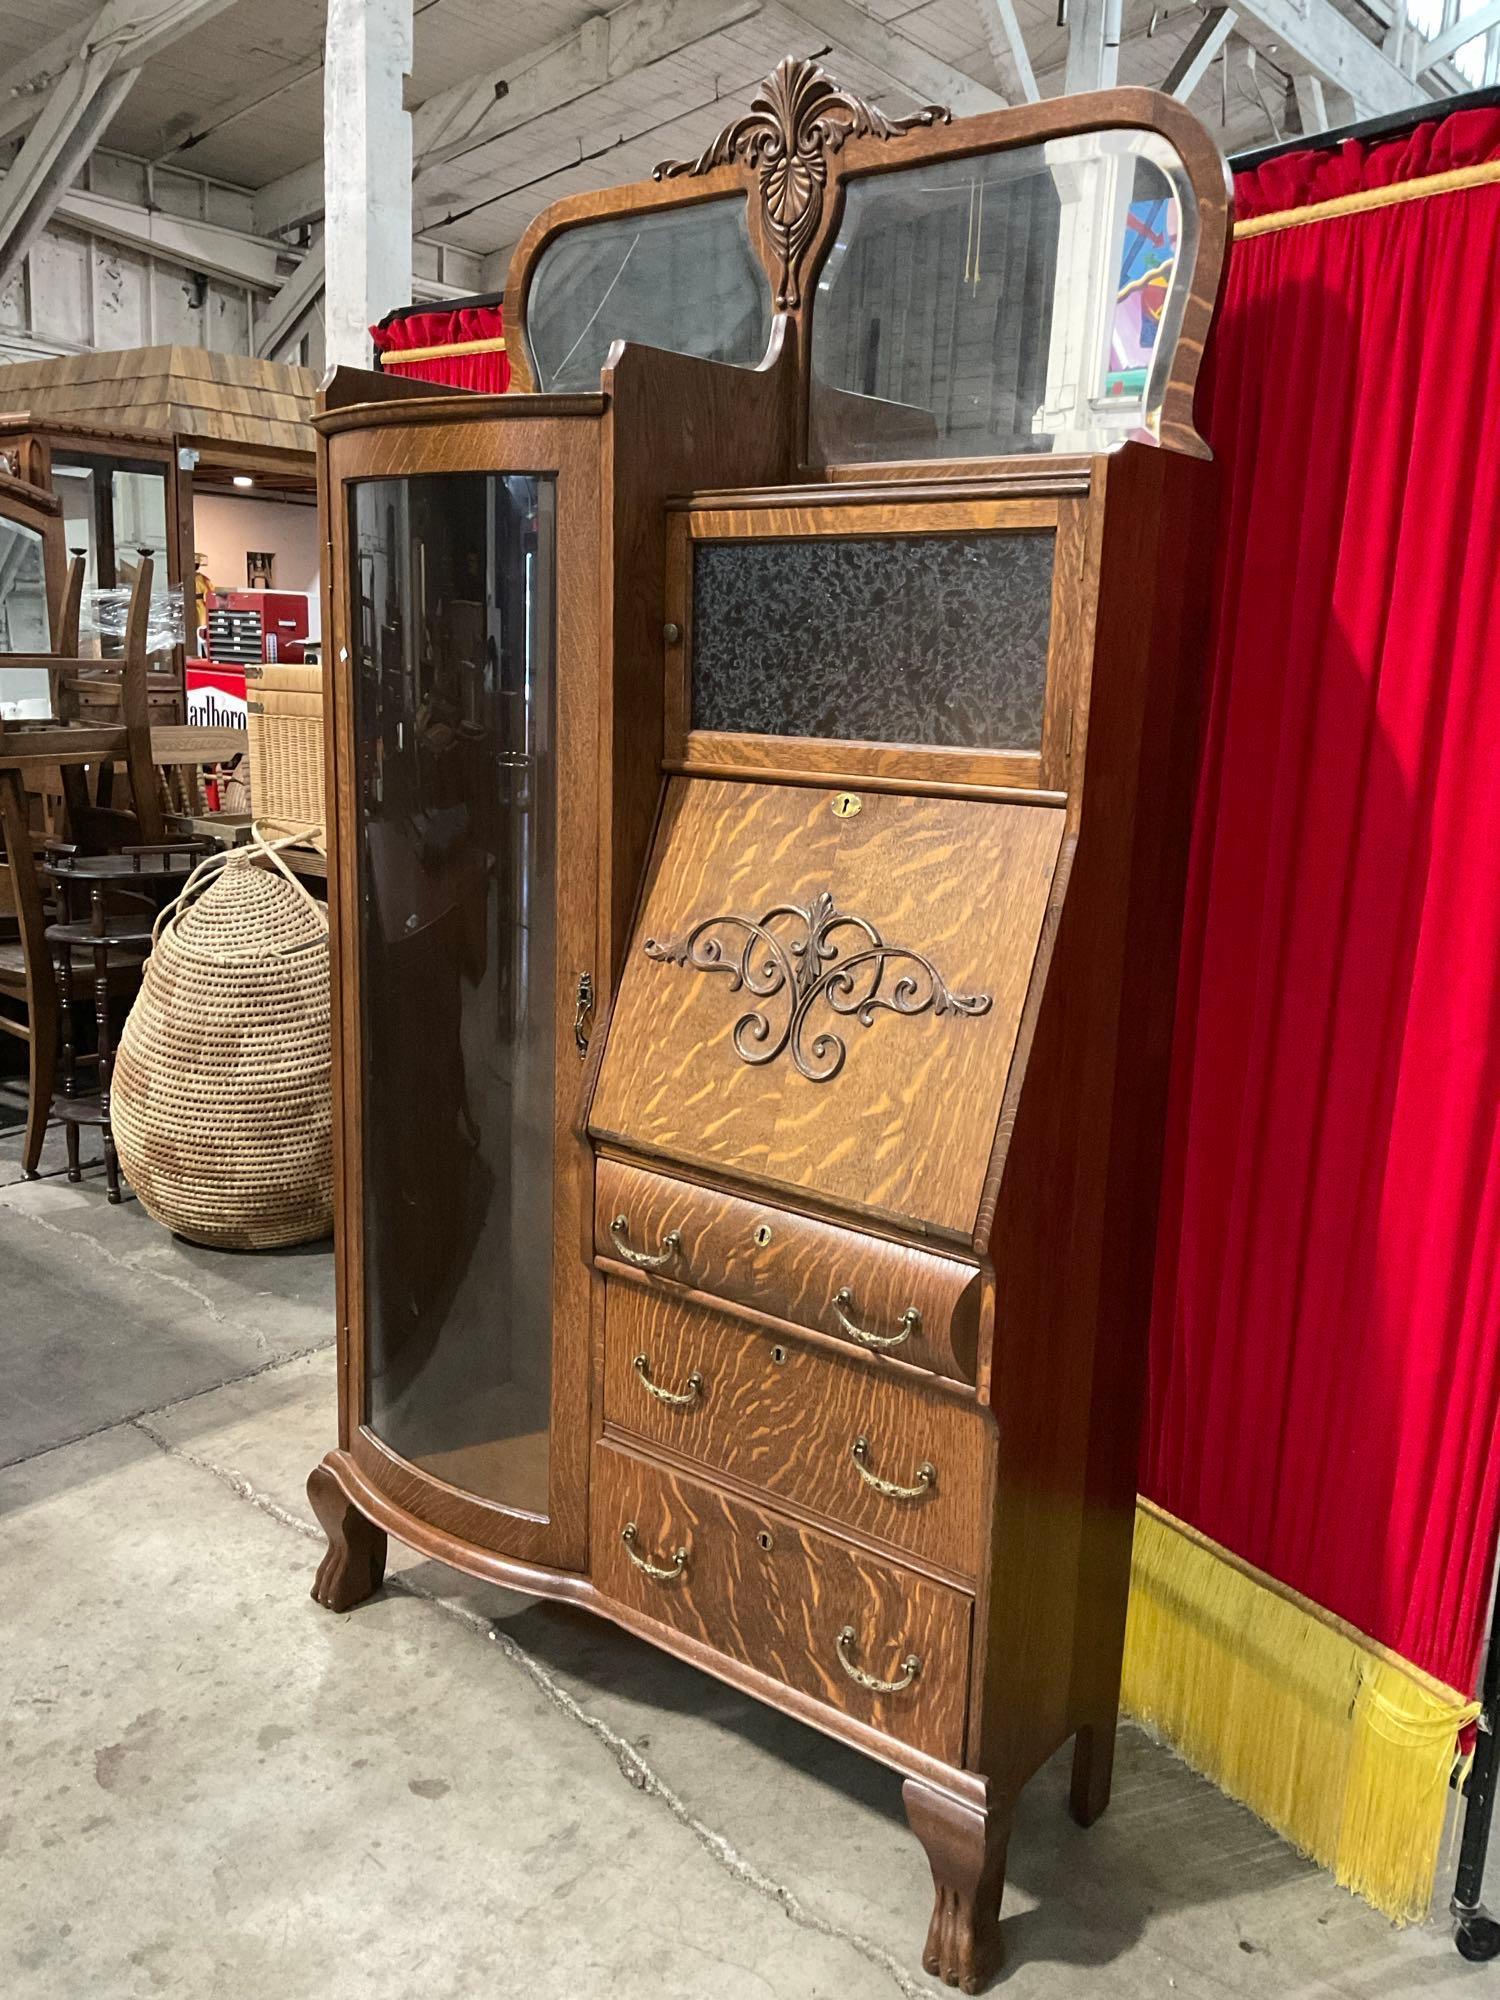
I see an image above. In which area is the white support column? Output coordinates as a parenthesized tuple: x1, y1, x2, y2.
(1064, 0, 1121, 95)
(324, 0, 412, 370)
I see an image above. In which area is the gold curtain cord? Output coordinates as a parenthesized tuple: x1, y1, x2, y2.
(383, 334, 508, 364)
(1235, 156, 1500, 238)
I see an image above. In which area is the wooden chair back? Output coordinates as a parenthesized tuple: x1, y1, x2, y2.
(0, 558, 166, 847)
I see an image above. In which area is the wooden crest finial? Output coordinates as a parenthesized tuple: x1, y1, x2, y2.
(653, 55, 951, 309)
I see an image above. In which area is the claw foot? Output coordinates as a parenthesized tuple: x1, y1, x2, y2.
(308, 1461, 387, 1612)
(903, 1777, 1010, 1992)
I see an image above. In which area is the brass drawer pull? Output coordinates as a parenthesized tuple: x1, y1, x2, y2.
(831, 1286, 921, 1350)
(610, 1213, 683, 1271)
(621, 1522, 689, 1581)
(836, 1624, 922, 1694)
(851, 1437, 936, 1501)
(633, 1352, 704, 1408)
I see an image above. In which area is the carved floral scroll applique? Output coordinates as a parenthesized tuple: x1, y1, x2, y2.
(642, 889, 992, 1082)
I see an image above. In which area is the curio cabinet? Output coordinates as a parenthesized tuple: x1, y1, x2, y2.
(309, 65, 1231, 1991)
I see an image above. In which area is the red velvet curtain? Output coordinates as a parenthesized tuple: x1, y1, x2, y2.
(372, 304, 511, 391)
(1144, 107, 1500, 1695)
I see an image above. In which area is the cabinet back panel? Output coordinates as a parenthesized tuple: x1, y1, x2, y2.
(590, 778, 1062, 1238)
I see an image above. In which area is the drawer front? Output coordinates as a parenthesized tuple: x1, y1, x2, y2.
(592, 1441, 971, 1763)
(596, 1157, 982, 1384)
(588, 778, 1062, 1237)
(605, 1285, 987, 1580)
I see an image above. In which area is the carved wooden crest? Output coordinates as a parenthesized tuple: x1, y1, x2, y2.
(653, 56, 950, 310)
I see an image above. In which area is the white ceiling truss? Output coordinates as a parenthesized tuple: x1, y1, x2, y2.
(0, 0, 1494, 310)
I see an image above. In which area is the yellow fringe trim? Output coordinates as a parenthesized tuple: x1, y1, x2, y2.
(1235, 157, 1500, 239)
(1123, 1500, 1480, 1922)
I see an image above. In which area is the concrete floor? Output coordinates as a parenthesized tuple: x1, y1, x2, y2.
(0, 1080, 1487, 2000)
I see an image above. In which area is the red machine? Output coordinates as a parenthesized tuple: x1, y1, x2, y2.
(203, 589, 311, 666)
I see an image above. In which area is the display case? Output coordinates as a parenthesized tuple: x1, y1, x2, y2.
(310, 69, 1230, 1991)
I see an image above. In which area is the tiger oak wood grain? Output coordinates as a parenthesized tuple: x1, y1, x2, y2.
(603, 1285, 989, 1577)
(314, 79, 1229, 1996)
(591, 1440, 972, 1763)
(595, 1156, 984, 1381)
(589, 781, 1064, 1240)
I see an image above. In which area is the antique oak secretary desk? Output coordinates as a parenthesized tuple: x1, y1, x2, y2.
(308, 66, 1229, 1991)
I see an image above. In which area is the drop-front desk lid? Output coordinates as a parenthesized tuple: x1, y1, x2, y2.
(589, 779, 1064, 1242)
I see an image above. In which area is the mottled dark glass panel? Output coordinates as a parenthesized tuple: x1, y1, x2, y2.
(350, 473, 556, 1515)
(525, 197, 771, 392)
(690, 532, 1053, 751)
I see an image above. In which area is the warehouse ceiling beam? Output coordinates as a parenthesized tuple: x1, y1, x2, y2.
(0, 50, 140, 297)
(977, 0, 1040, 102)
(1293, 72, 1328, 130)
(156, 55, 325, 162)
(1164, 7, 1237, 99)
(254, 239, 325, 360)
(772, 0, 1007, 111)
(255, 0, 766, 239)
(1228, 0, 1426, 114)
(1415, 0, 1500, 71)
(0, 0, 243, 147)
(51, 184, 292, 286)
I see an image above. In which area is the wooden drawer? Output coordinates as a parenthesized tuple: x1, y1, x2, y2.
(596, 1157, 982, 1384)
(604, 1284, 987, 1580)
(592, 1440, 972, 1764)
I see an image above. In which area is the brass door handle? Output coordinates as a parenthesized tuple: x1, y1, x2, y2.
(835, 1624, 921, 1693)
(633, 1353, 704, 1408)
(850, 1437, 935, 1501)
(621, 1522, 688, 1581)
(831, 1286, 920, 1350)
(573, 971, 595, 1059)
(610, 1214, 683, 1271)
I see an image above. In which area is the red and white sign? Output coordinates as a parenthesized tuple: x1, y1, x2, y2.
(186, 664, 248, 727)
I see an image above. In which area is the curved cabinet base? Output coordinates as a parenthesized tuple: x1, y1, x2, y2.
(306, 1448, 1108, 1992)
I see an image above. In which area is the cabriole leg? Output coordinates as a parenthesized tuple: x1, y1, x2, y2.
(902, 1776, 1012, 1993)
(308, 1461, 387, 1612)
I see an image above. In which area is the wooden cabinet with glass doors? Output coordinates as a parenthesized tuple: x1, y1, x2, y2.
(310, 68, 1231, 1991)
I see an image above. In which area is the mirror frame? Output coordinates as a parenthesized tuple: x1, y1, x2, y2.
(503, 74, 1233, 466)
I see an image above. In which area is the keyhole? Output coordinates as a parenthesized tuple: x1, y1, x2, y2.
(753, 1222, 773, 1248)
(770, 1345, 788, 1365)
(831, 791, 862, 819)
(756, 1530, 775, 1553)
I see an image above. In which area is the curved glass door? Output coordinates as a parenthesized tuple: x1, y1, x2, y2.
(349, 472, 556, 1515)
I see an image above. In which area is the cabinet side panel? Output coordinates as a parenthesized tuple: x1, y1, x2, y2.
(973, 446, 1214, 1783)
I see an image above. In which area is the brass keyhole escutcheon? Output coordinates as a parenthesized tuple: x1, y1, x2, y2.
(770, 1344, 788, 1365)
(753, 1222, 774, 1248)
(831, 791, 862, 819)
(756, 1529, 775, 1553)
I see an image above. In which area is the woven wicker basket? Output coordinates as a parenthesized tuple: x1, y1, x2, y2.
(112, 833, 332, 1249)
(247, 662, 324, 837)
